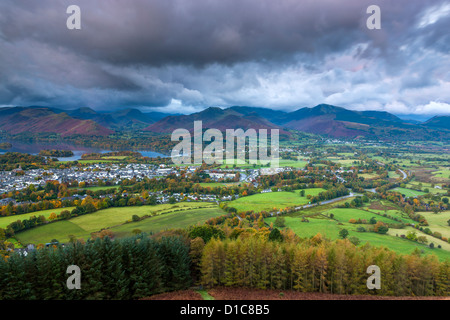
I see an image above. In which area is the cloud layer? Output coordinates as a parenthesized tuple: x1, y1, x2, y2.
(0, 0, 449, 115)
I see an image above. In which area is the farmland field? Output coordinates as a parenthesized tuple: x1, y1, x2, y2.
(111, 207, 226, 238)
(265, 215, 450, 261)
(335, 159, 360, 166)
(392, 187, 426, 197)
(358, 173, 379, 180)
(432, 169, 450, 181)
(405, 181, 448, 194)
(0, 207, 76, 228)
(219, 158, 309, 169)
(58, 159, 116, 164)
(16, 220, 88, 245)
(388, 171, 400, 179)
(81, 186, 119, 192)
(14, 203, 222, 245)
(326, 208, 399, 224)
(198, 182, 241, 188)
(417, 211, 450, 239)
(387, 226, 450, 252)
(228, 188, 326, 212)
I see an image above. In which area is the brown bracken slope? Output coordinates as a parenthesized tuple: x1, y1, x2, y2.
(0, 107, 113, 136)
(143, 288, 449, 300)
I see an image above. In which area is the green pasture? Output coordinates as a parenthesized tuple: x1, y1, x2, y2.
(219, 158, 309, 169)
(111, 207, 226, 238)
(432, 168, 450, 181)
(60, 159, 116, 164)
(417, 211, 450, 239)
(0, 207, 76, 229)
(358, 173, 379, 179)
(388, 226, 450, 252)
(228, 188, 326, 212)
(392, 187, 426, 197)
(405, 182, 448, 194)
(326, 208, 398, 224)
(81, 186, 119, 192)
(14, 202, 218, 245)
(265, 215, 450, 261)
(388, 171, 400, 179)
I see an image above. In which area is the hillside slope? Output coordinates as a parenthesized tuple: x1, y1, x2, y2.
(144, 107, 288, 134)
(423, 116, 450, 129)
(0, 107, 113, 136)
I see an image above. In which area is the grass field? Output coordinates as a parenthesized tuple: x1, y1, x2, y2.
(388, 171, 401, 179)
(265, 215, 450, 261)
(198, 182, 241, 188)
(58, 159, 116, 164)
(219, 158, 309, 169)
(358, 173, 379, 180)
(81, 186, 119, 192)
(14, 202, 221, 245)
(326, 208, 397, 224)
(16, 220, 88, 244)
(228, 188, 326, 212)
(101, 156, 127, 160)
(335, 159, 360, 166)
(336, 152, 356, 157)
(417, 211, 450, 239)
(388, 226, 450, 252)
(392, 187, 426, 197)
(432, 169, 450, 181)
(265, 198, 450, 261)
(277, 159, 309, 168)
(405, 182, 448, 194)
(111, 207, 226, 238)
(0, 207, 76, 228)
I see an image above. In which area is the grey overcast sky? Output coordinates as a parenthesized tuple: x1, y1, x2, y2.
(0, 0, 449, 115)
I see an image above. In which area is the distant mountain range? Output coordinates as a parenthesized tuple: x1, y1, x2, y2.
(0, 107, 113, 137)
(48, 107, 171, 130)
(422, 115, 450, 129)
(0, 104, 448, 140)
(144, 104, 450, 140)
(0, 106, 175, 137)
(144, 106, 289, 135)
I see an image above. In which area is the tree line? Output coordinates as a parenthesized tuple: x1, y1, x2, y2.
(0, 235, 191, 300)
(200, 236, 449, 296)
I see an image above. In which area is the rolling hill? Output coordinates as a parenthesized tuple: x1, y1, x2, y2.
(423, 116, 450, 129)
(0, 107, 113, 137)
(279, 104, 406, 138)
(2, 104, 449, 141)
(144, 104, 449, 140)
(144, 107, 288, 134)
(49, 107, 170, 130)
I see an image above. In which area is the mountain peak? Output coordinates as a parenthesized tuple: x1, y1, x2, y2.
(313, 104, 344, 112)
(423, 115, 450, 129)
(0, 106, 112, 136)
(74, 107, 97, 114)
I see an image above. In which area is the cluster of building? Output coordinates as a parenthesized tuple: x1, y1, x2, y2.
(0, 163, 178, 194)
(0, 162, 277, 195)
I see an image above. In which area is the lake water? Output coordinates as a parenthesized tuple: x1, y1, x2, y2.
(0, 140, 168, 160)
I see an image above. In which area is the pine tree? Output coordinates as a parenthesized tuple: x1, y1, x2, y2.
(84, 239, 105, 299)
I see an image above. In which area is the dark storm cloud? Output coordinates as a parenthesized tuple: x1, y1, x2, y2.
(0, 0, 449, 114)
(0, 0, 368, 66)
